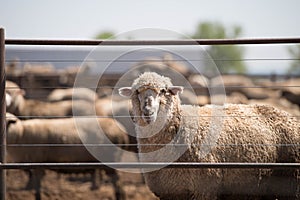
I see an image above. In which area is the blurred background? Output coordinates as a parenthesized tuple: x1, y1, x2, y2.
(1, 1, 300, 200)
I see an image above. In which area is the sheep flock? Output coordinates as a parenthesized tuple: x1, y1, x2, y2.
(4, 56, 300, 200)
(5, 80, 133, 200)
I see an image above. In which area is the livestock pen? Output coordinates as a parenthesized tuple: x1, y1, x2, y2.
(1, 28, 300, 199)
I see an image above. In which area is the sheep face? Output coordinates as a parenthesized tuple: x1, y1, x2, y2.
(119, 72, 183, 126)
(119, 85, 183, 126)
(137, 87, 162, 124)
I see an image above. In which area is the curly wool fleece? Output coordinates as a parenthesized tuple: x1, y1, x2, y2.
(132, 72, 173, 90)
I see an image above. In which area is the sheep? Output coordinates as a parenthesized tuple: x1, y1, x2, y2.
(178, 89, 199, 105)
(124, 55, 191, 88)
(58, 64, 92, 86)
(188, 74, 209, 88)
(248, 97, 300, 117)
(22, 63, 56, 75)
(96, 97, 138, 153)
(225, 92, 249, 104)
(119, 72, 300, 200)
(6, 82, 95, 118)
(6, 80, 20, 90)
(211, 75, 270, 100)
(277, 78, 300, 106)
(162, 53, 191, 77)
(255, 78, 300, 106)
(47, 88, 98, 102)
(129, 54, 190, 78)
(6, 59, 21, 76)
(6, 113, 129, 200)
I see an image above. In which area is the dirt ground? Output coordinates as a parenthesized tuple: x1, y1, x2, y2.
(6, 169, 158, 200)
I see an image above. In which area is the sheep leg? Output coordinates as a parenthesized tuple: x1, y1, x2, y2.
(90, 169, 100, 190)
(24, 169, 45, 189)
(24, 169, 34, 190)
(265, 169, 299, 199)
(30, 169, 45, 200)
(108, 169, 125, 200)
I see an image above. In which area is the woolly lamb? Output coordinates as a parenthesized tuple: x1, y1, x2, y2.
(119, 72, 299, 200)
(6, 113, 129, 200)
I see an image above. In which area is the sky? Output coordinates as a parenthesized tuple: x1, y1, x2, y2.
(1, 0, 300, 74)
(1, 0, 300, 39)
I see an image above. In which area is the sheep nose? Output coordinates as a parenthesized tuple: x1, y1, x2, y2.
(143, 97, 154, 116)
(143, 105, 153, 115)
(145, 96, 153, 106)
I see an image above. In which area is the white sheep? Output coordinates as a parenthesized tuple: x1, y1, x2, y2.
(47, 88, 98, 102)
(6, 113, 129, 199)
(6, 82, 95, 118)
(119, 72, 300, 200)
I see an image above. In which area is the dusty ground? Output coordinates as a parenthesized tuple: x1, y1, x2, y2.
(6, 169, 158, 200)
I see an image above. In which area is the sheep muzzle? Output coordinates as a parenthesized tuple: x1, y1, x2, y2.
(138, 89, 160, 124)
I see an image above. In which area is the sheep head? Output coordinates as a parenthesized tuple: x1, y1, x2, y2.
(6, 113, 24, 142)
(5, 81, 25, 114)
(119, 72, 183, 126)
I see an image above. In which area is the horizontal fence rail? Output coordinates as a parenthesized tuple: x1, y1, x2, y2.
(5, 85, 300, 90)
(0, 162, 299, 170)
(4, 58, 300, 63)
(5, 115, 300, 119)
(5, 37, 300, 46)
(4, 143, 299, 147)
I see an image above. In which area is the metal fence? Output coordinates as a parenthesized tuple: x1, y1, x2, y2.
(1, 28, 300, 199)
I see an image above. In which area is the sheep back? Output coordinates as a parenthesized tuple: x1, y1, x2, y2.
(47, 88, 97, 102)
(18, 99, 95, 118)
(7, 117, 129, 163)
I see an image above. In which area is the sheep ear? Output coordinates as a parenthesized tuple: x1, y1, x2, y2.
(119, 87, 133, 97)
(168, 86, 183, 95)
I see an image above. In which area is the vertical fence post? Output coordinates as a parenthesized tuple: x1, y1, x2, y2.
(0, 28, 6, 200)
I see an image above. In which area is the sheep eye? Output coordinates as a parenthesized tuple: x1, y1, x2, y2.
(160, 89, 166, 94)
(160, 89, 169, 96)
